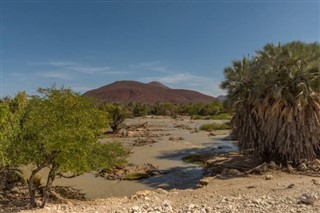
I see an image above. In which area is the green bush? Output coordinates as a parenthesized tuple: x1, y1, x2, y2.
(211, 113, 232, 120)
(191, 113, 232, 120)
(123, 172, 149, 180)
(181, 154, 206, 165)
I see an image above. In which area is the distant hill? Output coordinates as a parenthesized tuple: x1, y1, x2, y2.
(83, 81, 216, 104)
(216, 95, 227, 101)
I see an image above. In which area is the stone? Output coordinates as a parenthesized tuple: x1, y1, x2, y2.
(287, 164, 294, 173)
(199, 177, 211, 186)
(208, 131, 216, 136)
(312, 179, 320, 186)
(135, 190, 152, 197)
(287, 183, 295, 189)
(297, 163, 307, 171)
(299, 192, 319, 205)
(188, 203, 197, 210)
(265, 174, 273, 180)
(131, 205, 140, 212)
(10, 187, 20, 194)
(228, 169, 241, 176)
(269, 161, 278, 169)
(156, 188, 169, 195)
(144, 196, 150, 201)
(220, 168, 229, 176)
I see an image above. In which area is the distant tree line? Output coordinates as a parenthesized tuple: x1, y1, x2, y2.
(99, 100, 228, 118)
(96, 100, 230, 133)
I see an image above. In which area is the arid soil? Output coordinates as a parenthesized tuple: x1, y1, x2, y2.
(2, 116, 319, 212)
(21, 172, 320, 212)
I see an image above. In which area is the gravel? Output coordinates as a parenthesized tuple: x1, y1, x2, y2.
(20, 175, 320, 213)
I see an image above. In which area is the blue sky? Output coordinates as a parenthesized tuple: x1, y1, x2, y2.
(1, 0, 319, 97)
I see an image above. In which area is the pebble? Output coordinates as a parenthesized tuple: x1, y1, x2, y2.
(265, 174, 273, 180)
(298, 163, 307, 171)
(10, 180, 320, 213)
(299, 192, 319, 205)
(228, 169, 241, 176)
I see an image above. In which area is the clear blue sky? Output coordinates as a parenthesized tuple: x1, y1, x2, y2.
(1, 0, 319, 97)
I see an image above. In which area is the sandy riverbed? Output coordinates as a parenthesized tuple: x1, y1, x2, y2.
(14, 116, 320, 212)
(25, 116, 233, 199)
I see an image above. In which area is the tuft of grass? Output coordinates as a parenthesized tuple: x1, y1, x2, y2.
(123, 172, 149, 180)
(199, 122, 231, 131)
(211, 113, 232, 120)
(191, 113, 232, 120)
(181, 154, 206, 166)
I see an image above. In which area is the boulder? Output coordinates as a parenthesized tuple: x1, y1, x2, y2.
(299, 192, 319, 205)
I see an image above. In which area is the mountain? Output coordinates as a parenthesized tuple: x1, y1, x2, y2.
(216, 95, 227, 101)
(83, 81, 216, 104)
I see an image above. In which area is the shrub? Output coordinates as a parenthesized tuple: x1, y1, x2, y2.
(199, 122, 230, 131)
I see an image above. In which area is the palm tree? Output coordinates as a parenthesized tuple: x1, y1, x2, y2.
(221, 41, 320, 164)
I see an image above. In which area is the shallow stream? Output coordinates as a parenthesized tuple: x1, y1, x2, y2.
(52, 117, 237, 199)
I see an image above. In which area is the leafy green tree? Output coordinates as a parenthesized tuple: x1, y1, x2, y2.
(150, 102, 177, 116)
(131, 103, 149, 117)
(221, 41, 320, 163)
(20, 88, 128, 207)
(0, 92, 28, 167)
(101, 103, 129, 133)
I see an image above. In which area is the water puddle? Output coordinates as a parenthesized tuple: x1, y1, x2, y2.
(50, 118, 238, 199)
(53, 139, 237, 199)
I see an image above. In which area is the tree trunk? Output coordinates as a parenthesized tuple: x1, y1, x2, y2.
(27, 152, 57, 208)
(28, 167, 42, 208)
(40, 163, 58, 208)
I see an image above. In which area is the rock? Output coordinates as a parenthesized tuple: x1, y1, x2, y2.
(312, 179, 320, 186)
(127, 131, 136, 137)
(265, 174, 273, 180)
(135, 190, 152, 197)
(10, 187, 20, 194)
(131, 205, 141, 212)
(298, 163, 307, 171)
(156, 188, 169, 195)
(208, 131, 216, 136)
(144, 196, 150, 201)
(188, 203, 197, 210)
(287, 183, 295, 189)
(299, 192, 319, 205)
(228, 169, 241, 176)
(269, 161, 279, 170)
(163, 200, 173, 212)
(205, 207, 212, 212)
(287, 164, 294, 173)
(220, 168, 229, 176)
(169, 136, 184, 141)
(198, 177, 211, 186)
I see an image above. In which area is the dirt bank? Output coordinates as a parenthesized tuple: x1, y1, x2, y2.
(20, 172, 320, 212)
(3, 116, 319, 212)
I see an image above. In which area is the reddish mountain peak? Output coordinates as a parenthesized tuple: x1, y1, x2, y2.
(147, 81, 170, 89)
(83, 81, 215, 104)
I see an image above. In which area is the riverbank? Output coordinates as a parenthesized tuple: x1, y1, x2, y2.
(2, 116, 320, 212)
(21, 171, 320, 212)
(43, 116, 232, 199)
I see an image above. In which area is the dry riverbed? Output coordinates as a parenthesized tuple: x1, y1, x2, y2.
(2, 116, 320, 212)
(21, 172, 320, 213)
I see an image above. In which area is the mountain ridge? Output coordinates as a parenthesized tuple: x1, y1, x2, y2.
(83, 81, 216, 104)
